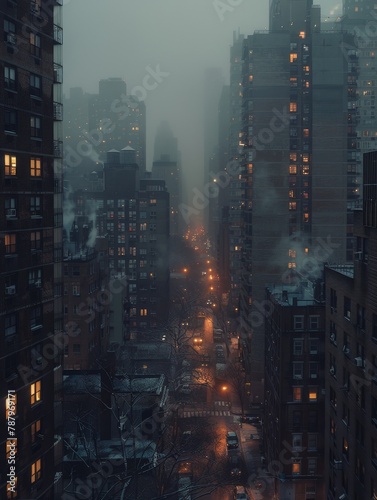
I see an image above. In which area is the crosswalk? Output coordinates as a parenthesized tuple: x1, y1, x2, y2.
(214, 400, 231, 407)
(182, 409, 231, 418)
(181, 401, 232, 418)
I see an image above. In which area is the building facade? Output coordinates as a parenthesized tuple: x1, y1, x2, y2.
(239, 0, 357, 401)
(264, 283, 326, 499)
(324, 151, 377, 499)
(0, 0, 63, 497)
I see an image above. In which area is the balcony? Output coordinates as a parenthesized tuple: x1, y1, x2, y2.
(53, 101, 63, 121)
(53, 64, 63, 84)
(53, 24, 63, 44)
(53, 140, 63, 158)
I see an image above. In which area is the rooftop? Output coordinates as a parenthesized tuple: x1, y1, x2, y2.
(266, 281, 324, 306)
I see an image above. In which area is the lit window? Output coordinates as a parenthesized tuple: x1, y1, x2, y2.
(303, 128, 310, 137)
(299, 31, 305, 39)
(140, 308, 148, 316)
(5, 234, 16, 254)
(292, 461, 301, 475)
(6, 476, 17, 498)
(6, 435, 17, 460)
(31, 458, 41, 483)
(293, 387, 302, 401)
(30, 380, 41, 405)
(289, 190, 295, 199)
(302, 166, 310, 175)
(309, 389, 318, 401)
(289, 202, 297, 210)
(289, 249, 296, 258)
(290, 102, 297, 112)
(290, 53, 298, 63)
(288, 262, 296, 269)
(289, 165, 297, 174)
(30, 157, 41, 177)
(302, 154, 309, 163)
(5, 154, 17, 176)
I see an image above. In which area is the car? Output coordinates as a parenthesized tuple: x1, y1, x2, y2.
(201, 354, 210, 367)
(230, 467, 242, 478)
(226, 431, 239, 449)
(234, 485, 249, 500)
(240, 415, 261, 425)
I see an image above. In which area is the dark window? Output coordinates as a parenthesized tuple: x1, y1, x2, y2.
(30, 231, 41, 250)
(4, 65, 16, 90)
(30, 115, 42, 138)
(30, 32, 41, 57)
(30, 74, 42, 96)
(344, 296, 351, 320)
(4, 109, 17, 134)
(30, 306, 42, 330)
(30, 196, 41, 216)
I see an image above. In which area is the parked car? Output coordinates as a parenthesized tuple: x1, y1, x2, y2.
(234, 485, 249, 500)
(226, 431, 239, 449)
(201, 354, 210, 367)
(240, 414, 261, 425)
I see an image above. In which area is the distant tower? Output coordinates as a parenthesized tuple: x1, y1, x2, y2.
(152, 122, 182, 237)
(203, 68, 224, 231)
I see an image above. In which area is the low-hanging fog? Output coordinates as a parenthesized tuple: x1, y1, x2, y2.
(63, 0, 341, 203)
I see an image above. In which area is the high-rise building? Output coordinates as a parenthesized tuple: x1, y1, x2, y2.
(240, 0, 357, 401)
(152, 136, 182, 238)
(203, 67, 224, 232)
(228, 31, 245, 311)
(324, 151, 377, 499)
(0, 0, 64, 497)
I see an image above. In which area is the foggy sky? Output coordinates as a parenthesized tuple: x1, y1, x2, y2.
(63, 0, 341, 195)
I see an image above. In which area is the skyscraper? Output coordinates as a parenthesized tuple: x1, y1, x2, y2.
(240, 0, 357, 400)
(0, 0, 63, 497)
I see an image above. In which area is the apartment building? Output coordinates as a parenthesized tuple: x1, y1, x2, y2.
(0, 0, 63, 497)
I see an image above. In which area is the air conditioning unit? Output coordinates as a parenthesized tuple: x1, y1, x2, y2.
(343, 346, 350, 354)
(333, 459, 343, 470)
(7, 33, 16, 45)
(310, 373, 317, 379)
(339, 493, 347, 500)
(6, 285, 16, 295)
(31, 2, 40, 13)
(330, 333, 336, 342)
(354, 357, 363, 367)
(6, 208, 16, 217)
(330, 366, 335, 375)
